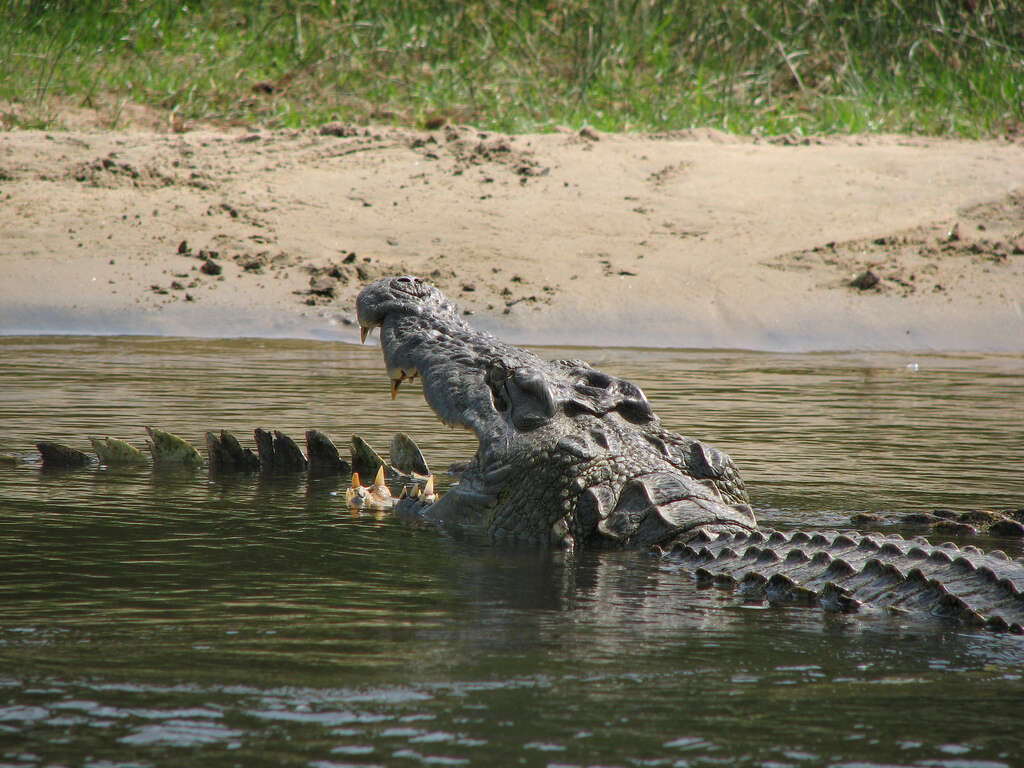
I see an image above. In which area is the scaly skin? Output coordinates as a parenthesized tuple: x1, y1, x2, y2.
(357, 275, 757, 547)
(668, 528, 1024, 631)
(357, 276, 1024, 632)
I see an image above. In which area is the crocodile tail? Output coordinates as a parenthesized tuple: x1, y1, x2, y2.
(666, 528, 1024, 633)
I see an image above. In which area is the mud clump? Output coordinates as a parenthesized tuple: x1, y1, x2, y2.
(69, 154, 173, 188)
(768, 192, 1024, 299)
(297, 255, 409, 307)
(849, 269, 880, 290)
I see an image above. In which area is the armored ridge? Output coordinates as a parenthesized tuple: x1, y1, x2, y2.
(27, 427, 431, 485)
(666, 528, 1024, 632)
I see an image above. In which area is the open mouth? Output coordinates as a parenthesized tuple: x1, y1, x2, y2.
(357, 276, 758, 547)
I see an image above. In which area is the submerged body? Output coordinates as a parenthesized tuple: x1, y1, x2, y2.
(357, 276, 1024, 631)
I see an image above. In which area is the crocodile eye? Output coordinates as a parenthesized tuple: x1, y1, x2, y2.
(512, 368, 555, 418)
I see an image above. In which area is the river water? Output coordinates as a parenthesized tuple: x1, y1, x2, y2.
(1, 336, 1022, 767)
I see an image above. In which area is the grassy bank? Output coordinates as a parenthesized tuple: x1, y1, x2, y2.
(1, 0, 1022, 136)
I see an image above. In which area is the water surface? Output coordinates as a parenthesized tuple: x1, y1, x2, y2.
(1, 337, 1022, 767)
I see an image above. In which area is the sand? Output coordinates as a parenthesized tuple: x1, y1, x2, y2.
(1, 123, 1021, 351)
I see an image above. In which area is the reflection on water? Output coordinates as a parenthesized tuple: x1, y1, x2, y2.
(1, 336, 1023, 767)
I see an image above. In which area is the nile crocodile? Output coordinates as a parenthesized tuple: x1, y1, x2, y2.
(7, 276, 1023, 632)
(355, 275, 1024, 632)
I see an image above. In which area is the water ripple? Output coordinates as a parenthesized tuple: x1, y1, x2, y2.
(0, 338, 1022, 767)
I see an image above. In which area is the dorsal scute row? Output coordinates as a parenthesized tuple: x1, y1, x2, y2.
(666, 526, 1024, 632)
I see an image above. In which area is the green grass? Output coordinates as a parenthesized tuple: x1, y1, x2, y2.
(1, 0, 1022, 137)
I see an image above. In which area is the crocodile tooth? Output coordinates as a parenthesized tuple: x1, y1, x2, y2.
(373, 464, 387, 489)
(360, 326, 370, 343)
(345, 472, 361, 507)
(391, 379, 401, 399)
(423, 474, 435, 499)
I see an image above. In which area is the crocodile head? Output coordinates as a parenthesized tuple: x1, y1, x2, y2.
(357, 276, 757, 548)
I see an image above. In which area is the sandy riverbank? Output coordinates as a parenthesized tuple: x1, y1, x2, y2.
(1, 125, 1021, 351)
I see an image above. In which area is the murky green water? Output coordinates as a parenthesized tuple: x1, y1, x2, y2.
(1, 336, 1023, 767)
